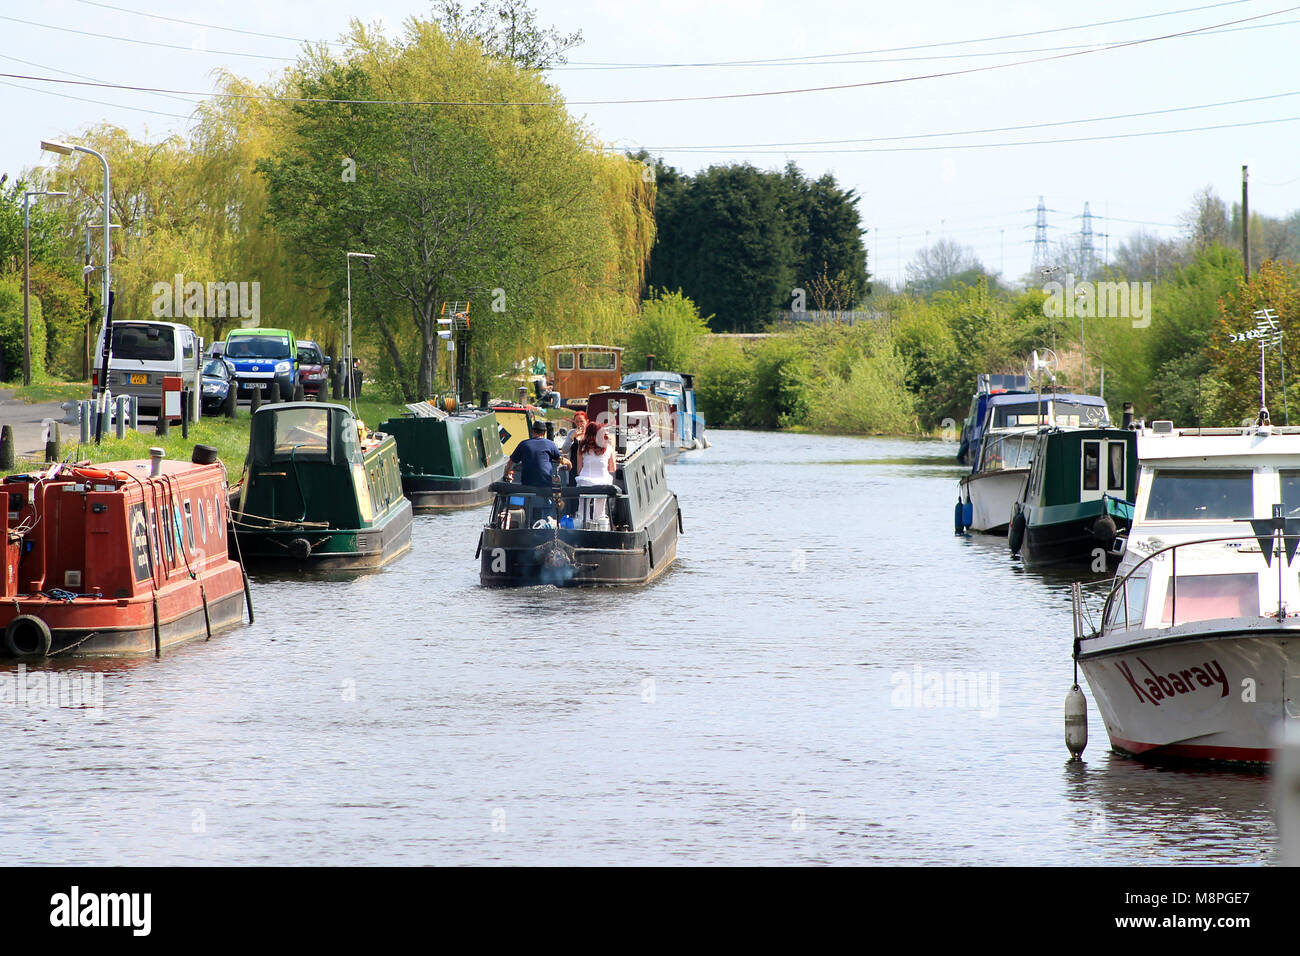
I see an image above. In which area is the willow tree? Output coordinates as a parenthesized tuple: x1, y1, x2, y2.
(258, 15, 654, 400)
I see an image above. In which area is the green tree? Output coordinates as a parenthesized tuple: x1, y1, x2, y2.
(623, 289, 711, 373)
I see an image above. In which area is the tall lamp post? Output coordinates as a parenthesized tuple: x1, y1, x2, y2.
(22, 189, 67, 385)
(345, 251, 375, 410)
(42, 140, 111, 440)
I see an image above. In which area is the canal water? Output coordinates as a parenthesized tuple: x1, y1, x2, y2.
(0, 431, 1273, 865)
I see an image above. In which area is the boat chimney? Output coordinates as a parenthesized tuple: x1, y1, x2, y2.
(612, 400, 627, 455)
(516, 386, 528, 405)
(149, 446, 166, 477)
(479, 390, 490, 410)
(645, 354, 655, 371)
(1122, 402, 1135, 429)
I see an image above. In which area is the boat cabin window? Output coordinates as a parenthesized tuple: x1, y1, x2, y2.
(1108, 443, 1125, 492)
(981, 432, 1035, 470)
(1280, 472, 1300, 516)
(992, 399, 1108, 428)
(1082, 442, 1100, 491)
(1105, 575, 1148, 631)
(1161, 572, 1258, 625)
(556, 351, 575, 370)
(1145, 469, 1253, 520)
(579, 351, 617, 371)
(272, 407, 331, 458)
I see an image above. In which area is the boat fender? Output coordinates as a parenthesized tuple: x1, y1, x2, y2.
(1008, 511, 1026, 555)
(288, 537, 312, 560)
(962, 500, 973, 528)
(5, 614, 52, 657)
(1065, 684, 1088, 759)
(953, 499, 964, 535)
(1091, 514, 1117, 549)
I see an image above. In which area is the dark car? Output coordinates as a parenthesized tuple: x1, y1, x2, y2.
(297, 340, 331, 399)
(200, 358, 236, 413)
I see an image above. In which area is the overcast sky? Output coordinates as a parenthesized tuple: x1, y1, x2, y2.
(2, 0, 1296, 287)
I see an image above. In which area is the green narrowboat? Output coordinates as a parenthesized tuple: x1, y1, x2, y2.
(231, 402, 413, 570)
(378, 405, 507, 511)
(1008, 426, 1139, 568)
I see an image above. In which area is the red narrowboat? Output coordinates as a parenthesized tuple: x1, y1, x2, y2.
(1, 449, 248, 658)
(585, 390, 678, 457)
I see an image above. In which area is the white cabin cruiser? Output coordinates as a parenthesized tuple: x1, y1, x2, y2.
(1075, 419, 1300, 763)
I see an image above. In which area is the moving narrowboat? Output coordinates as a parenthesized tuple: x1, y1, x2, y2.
(478, 419, 680, 587)
(379, 404, 507, 510)
(619, 360, 709, 454)
(547, 344, 623, 412)
(956, 373, 1030, 466)
(957, 390, 1110, 534)
(1073, 419, 1300, 763)
(1009, 425, 1138, 567)
(1, 447, 247, 658)
(230, 402, 412, 570)
(586, 389, 679, 458)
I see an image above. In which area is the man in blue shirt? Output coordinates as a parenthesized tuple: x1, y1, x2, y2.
(505, 420, 571, 486)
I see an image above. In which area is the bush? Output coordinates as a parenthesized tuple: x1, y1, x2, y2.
(623, 289, 711, 373)
(0, 275, 46, 382)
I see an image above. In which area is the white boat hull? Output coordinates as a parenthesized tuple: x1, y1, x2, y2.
(1078, 618, 1300, 763)
(960, 469, 1027, 534)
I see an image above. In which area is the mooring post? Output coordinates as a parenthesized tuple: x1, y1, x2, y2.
(0, 425, 14, 470)
(45, 421, 60, 462)
(78, 400, 90, 444)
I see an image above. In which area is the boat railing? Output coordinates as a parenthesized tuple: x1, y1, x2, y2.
(978, 428, 1037, 472)
(1097, 532, 1291, 634)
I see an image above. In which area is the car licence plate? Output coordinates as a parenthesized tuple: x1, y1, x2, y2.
(130, 373, 148, 385)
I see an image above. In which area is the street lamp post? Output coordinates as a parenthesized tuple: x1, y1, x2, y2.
(22, 189, 67, 385)
(345, 252, 375, 409)
(42, 140, 111, 441)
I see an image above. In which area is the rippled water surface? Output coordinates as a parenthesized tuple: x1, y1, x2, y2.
(0, 430, 1274, 864)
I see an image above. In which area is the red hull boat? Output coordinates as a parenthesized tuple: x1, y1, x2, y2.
(1, 453, 248, 658)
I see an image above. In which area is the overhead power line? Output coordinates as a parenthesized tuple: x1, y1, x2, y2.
(2, 5, 1295, 107)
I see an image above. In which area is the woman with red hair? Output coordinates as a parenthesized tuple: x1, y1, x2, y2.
(574, 420, 616, 525)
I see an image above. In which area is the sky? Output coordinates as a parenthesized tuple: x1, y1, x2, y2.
(1, 0, 1297, 288)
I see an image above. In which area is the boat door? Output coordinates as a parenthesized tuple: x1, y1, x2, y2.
(1081, 437, 1128, 503)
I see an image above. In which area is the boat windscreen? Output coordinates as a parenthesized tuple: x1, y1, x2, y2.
(1145, 469, 1253, 520)
(993, 399, 1108, 428)
(271, 407, 330, 459)
(1161, 572, 1258, 625)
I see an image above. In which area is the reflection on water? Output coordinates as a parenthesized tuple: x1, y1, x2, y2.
(0, 430, 1274, 864)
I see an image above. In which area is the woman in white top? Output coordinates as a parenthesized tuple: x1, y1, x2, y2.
(573, 422, 616, 525)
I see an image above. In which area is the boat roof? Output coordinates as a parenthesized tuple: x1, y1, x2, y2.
(547, 344, 623, 352)
(1137, 425, 1300, 464)
(622, 370, 685, 385)
(986, 391, 1106, 406)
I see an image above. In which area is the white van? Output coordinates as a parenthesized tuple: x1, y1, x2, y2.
(94, 320, 203, 414)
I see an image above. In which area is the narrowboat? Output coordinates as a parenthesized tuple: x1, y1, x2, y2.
(230, 402, 412, 570)
(956, 373, 1030, 466)
(0, 447, 247, 658)
(547, 344, 623, 412)
(378, 404, 507, 510)
(1073, 419, 1300, 764)
(478, 418, 680, 587)
(619, 360, 709, 454)
(490, 401, 544, 458)
(1009, 425, 1138, 567)
(586, 389, 678, 458)
(957, 390, 1110, 534)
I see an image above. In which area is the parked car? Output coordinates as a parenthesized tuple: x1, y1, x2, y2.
(297, 340, 331, 399)
(223, 328, 300, 401)
(94, 320, 202, 415)
(200, 358, 236, 413)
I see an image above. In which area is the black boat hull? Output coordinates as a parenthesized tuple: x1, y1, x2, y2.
(1020, 517, 1125, 568)
(403, 462, 506, 512)
(479, 494, 679, 587)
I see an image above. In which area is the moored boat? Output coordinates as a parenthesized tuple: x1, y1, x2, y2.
(1009, 425, 1138, 567)
(379, 403, 507, 510)
(958, 389, 1110, 534)
(619, 359, 709, 453)
(230, 402, 412, 570)
(1074, 420, 1300, 763)
(547, 344, 623, 412)
(1, 447, 247, 657)
(477, 418, 680, 587)
(956, 373, 1030, 466)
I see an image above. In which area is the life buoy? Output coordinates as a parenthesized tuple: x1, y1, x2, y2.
(70, 466, 129, 484)
(5, 615, 52, 657)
